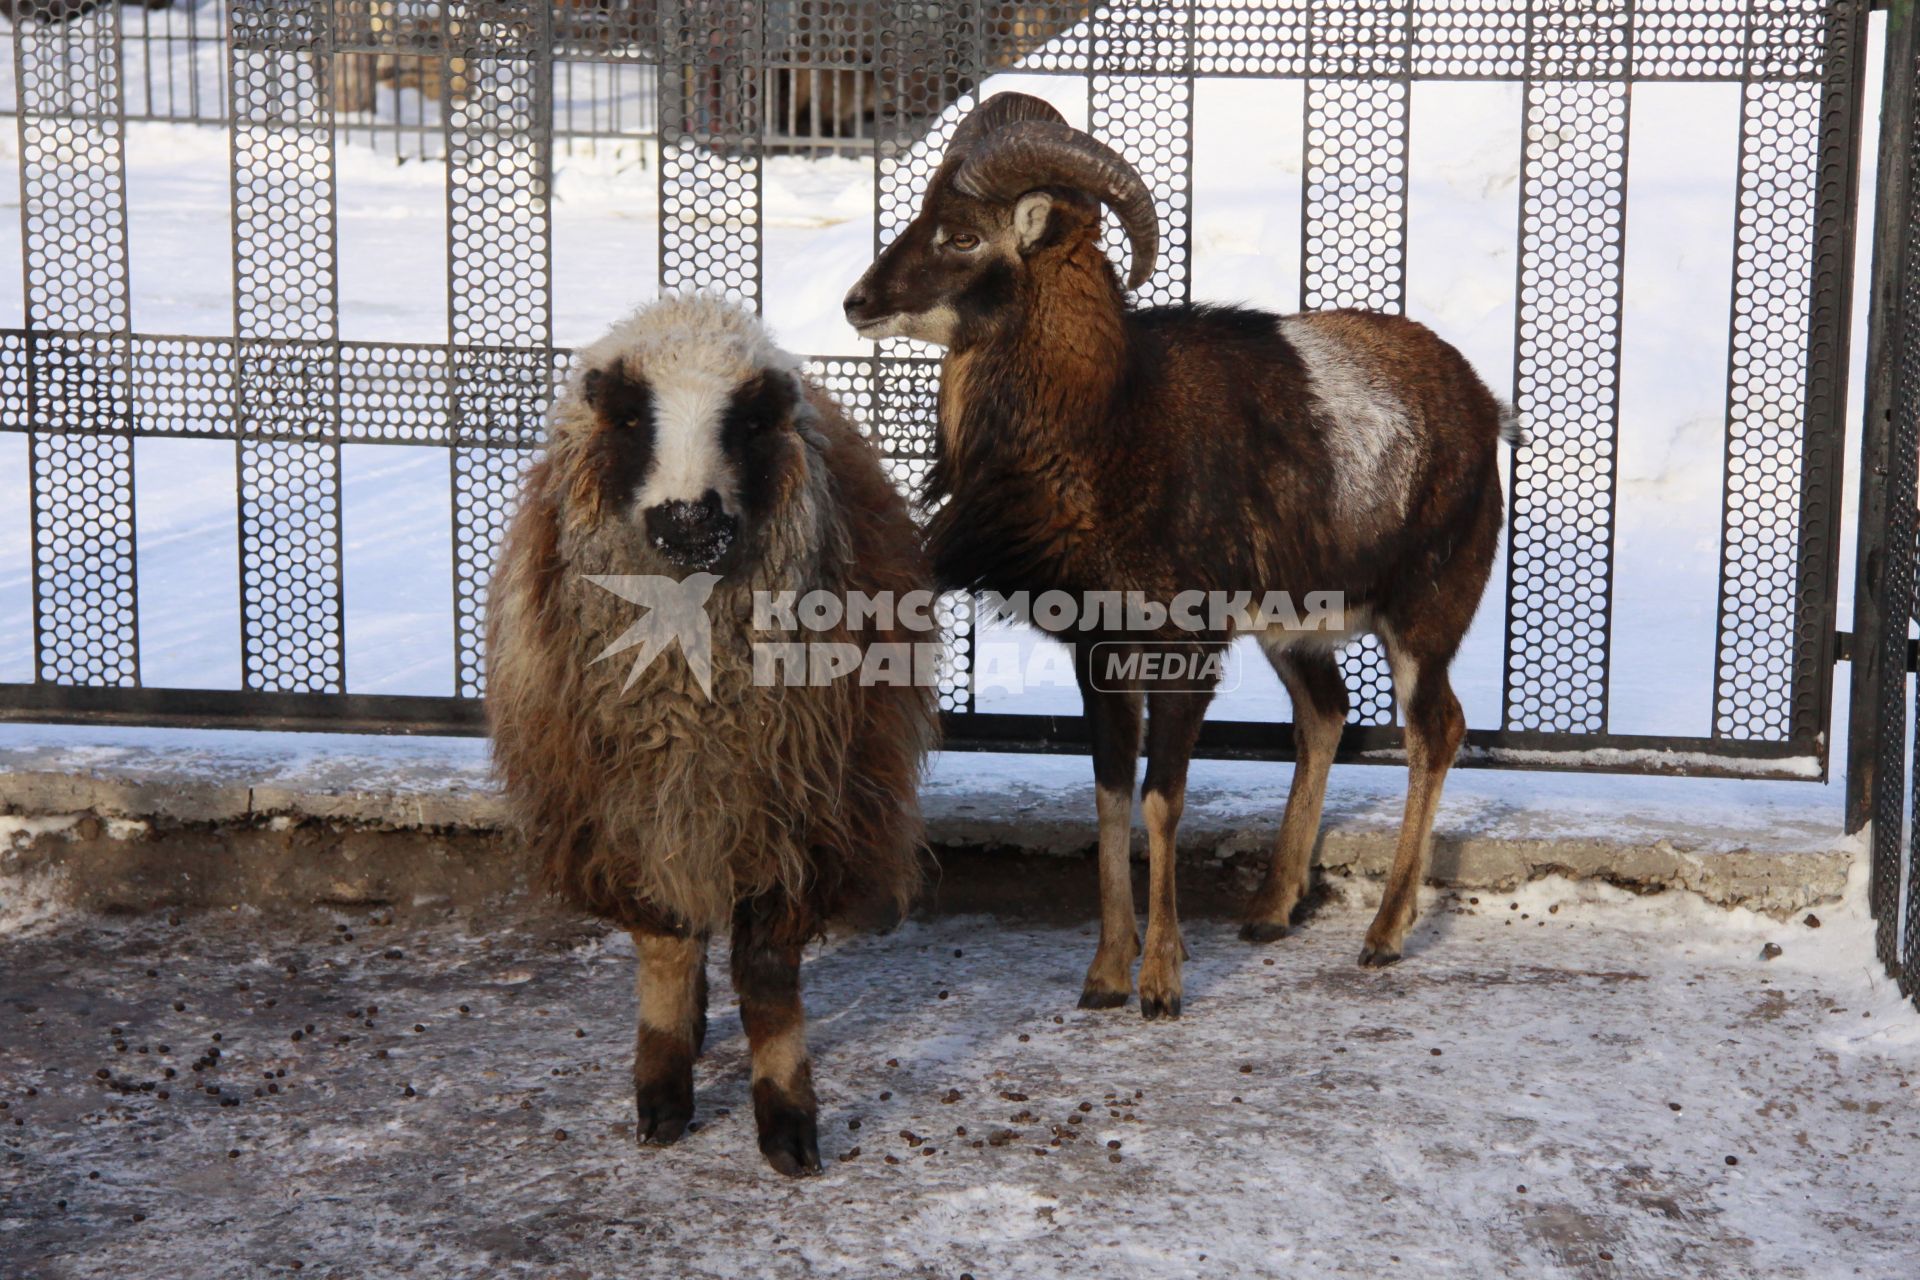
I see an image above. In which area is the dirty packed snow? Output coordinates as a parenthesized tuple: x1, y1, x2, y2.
(2, 863, 1917, 1279)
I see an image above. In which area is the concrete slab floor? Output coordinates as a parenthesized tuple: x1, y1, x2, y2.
(1, 871, 1916, 1280)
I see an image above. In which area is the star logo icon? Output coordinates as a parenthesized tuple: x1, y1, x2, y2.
(583, 573, 723, 698)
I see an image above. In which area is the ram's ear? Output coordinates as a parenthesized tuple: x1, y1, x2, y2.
(1012, 191, 1055, 252)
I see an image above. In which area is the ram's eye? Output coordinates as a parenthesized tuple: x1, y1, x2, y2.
(947, 232, 981, 251)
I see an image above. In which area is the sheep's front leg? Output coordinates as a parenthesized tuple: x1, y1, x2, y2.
(1075, 676, 1144, 1010)
(631, 929, 709, 1145)
(1137, 687, 1212, 1021)
(731, 897, 820, 1176)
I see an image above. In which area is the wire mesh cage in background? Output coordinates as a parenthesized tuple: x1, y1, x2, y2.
(0, 0, 1887, 794)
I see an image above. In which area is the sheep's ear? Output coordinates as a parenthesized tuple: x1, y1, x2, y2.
(1013, 191, 1055, 252)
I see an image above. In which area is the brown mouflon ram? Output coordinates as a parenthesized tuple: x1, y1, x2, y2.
(844, 93, 1520, 1019)
(488, 296, 937, 1174)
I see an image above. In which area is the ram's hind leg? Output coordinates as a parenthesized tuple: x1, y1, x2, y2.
(631, 929, 709, 1145)
(1137, 687, 1211, 1021)
(1241, 644, 1346, 942)
(1360, 630, 1466, 967)
(731, 896, 820, 1176)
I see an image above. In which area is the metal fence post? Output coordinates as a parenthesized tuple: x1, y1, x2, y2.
(1846, 0, 1918, 834)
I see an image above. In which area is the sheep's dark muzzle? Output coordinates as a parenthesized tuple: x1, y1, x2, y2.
(645, 491, 738, 571)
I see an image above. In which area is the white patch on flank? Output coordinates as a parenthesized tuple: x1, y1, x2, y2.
(1280, 316, 1419, 519)
(1379, 620, 1416, 712)
(637, 375, 737, 513)
(1247, 603, 1374, 659)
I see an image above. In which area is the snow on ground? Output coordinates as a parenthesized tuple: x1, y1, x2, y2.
(1, 862, 1916, 1280)
(0, 716, 1861, 858)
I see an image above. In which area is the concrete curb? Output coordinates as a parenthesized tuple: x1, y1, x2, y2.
(0, 736, 1860, 917)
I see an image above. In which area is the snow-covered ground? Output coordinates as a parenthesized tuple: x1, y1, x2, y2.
(0, 18, 1895, 741)
(1, 862, 1915, 1279)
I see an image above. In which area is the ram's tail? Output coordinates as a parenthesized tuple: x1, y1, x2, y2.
(1497, 401, 1529, 448)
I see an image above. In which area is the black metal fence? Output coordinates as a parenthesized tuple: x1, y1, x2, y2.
(1848, 0, 1917, 1003)
(0, 0, 1885, 789)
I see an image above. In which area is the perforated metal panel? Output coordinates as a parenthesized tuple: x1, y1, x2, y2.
(32, 431, 137, 687)
(1859, 1, 1920, 1007)
(1091, 73, 1190, 309)
(238, 438, 342, 692)
(1897, 13, 1920, 1009)
(658, 0, 764, 306)
(230, 1, 343, 695)
(447, 2, 553, 701)
(16, 7, 137, 689)
(453, 444, 537, 698)
(1303, 75, 1405, 727)
(1504, 78, 1626, 736)
(1716, 80, 1820, 742)
(0, 1, 1875, 785)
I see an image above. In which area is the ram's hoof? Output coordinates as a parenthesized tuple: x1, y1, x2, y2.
(1239, 921, 1289, 944)
(757, 1106, 821, 1177)
(1139, 993, 1182, 1021)
(635, 1078, 695, 1146)
(1357, 945, 1403, 969)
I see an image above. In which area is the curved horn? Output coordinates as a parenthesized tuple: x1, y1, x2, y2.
(944, 91, 1066, 160)
(952, 120, 1159, 291)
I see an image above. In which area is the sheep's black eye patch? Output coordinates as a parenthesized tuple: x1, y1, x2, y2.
(581, 364, 656, 504)
(720, 372, 795, 520)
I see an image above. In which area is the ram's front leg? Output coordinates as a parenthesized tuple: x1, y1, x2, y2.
(631, 929, 709, 1145)
(731, 896, 820, 1176)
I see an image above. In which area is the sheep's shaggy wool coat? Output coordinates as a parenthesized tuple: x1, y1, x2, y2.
(487, 299, 936, 942)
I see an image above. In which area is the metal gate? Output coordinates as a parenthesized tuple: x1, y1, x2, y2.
(1848, 0, 1917, 1003)
(0, 1, 1877, 783)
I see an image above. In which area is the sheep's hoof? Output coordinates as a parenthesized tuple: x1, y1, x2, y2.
(757, 1107, 821, 1177)
(635, 1078, 695, 1146)
(1357, 944, 1402, 969)
(1238, 920, 1289, 944)
(1139, 992, 1182, 1021)
(1076, 986, 1130, 1011)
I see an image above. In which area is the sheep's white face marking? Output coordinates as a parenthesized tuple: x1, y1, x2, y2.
(634, 374, 740, 516)
(1280, 318, 1419, 522)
